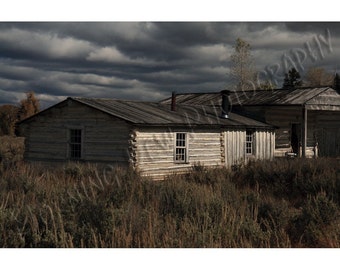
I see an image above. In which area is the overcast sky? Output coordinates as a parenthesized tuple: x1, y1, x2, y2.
(0, 22, 339, 108)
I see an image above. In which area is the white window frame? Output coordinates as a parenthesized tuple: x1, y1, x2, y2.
(174, 132, 189, 163)
(246, 129, 255, 156)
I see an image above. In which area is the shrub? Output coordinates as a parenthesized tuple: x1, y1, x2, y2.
(0, 136, 25, 165)
(0, 159, 339, 247)
(289, 192, 339, 247)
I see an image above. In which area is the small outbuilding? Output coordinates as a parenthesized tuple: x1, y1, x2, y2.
(19, 95, 275, 179)
(161, 87, 340, 158)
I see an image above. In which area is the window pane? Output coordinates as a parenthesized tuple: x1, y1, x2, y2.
(176, 148, 186, 161)
(71, 144, 81, 159)
(70, 129, 82, 159)
(176, 133, 186, 147)
(70, 129, 82, 144)
(246, 130, 254, 155)
(175, 133, 187, 162)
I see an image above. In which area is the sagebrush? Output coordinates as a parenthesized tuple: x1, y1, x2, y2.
(0, 157, 339, 248)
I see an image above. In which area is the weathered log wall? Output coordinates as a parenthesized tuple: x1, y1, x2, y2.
(20, 99, 131, 163)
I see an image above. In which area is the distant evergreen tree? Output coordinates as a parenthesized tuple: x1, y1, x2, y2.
(334, 73, 340, 91)
(282, 68, 303, 90)
(282, 73, 292, 89)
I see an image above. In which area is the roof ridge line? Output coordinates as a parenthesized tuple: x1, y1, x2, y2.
(302, 87, 331, 105)
(72, 96, 160, 104)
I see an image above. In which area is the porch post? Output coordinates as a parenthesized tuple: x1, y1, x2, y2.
(301, 105, 307, 157)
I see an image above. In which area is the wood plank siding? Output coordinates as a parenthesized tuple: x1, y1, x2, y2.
(241, 106, 340, 157)
(161, 87, 340, 158)
(313, 111, 340, 157)
(135, 127, 275, 179)
(19, 97, 275, 180)
(224, 129, 274, 166)
(133, 128, 224, 179)
(20, 99, 132, 164)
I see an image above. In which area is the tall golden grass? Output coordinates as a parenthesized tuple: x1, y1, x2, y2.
(0, 157, 339, 248)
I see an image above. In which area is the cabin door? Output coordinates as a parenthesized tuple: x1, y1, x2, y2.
(319, 128, 340, 157)
(291, 123, 301, 155)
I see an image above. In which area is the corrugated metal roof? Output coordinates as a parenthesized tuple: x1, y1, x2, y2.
(160, 87, 340, 108)
(231, 87, 330, 105)
(72, 97, 272, 128)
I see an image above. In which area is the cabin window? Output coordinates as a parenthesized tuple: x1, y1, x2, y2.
(175, 133, 188, 163)
(69, 129, 82, 159)
(246, 130, 255, 155)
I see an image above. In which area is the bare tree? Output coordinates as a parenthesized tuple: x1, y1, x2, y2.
(304, 67, 333, 87)
(18, 91, 40, 121)
(0, 105, 19, 136)
(230, 38, 256, 91)
(257, 79, 276, 90)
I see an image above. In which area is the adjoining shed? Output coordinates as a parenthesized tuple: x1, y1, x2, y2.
(161, 87, 340, 158)
(19, 96, 275, 179)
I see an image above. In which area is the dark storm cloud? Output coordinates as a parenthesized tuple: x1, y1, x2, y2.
(0, 22, 339, 108)
(284, 22, 340, 35)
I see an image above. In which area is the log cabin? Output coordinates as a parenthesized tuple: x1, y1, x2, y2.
(161, 87, 340, 158)
(18, 94, 275, 179)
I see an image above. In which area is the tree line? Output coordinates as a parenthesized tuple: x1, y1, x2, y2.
(230, 37, 340, 91)
(0, 91, 40, 136)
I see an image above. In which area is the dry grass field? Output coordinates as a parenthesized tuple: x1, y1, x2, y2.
(0, 136, 339, 247)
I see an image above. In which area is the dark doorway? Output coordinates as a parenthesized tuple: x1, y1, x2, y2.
(319, 128, 340, 157)
(291, 123, 301, 155)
